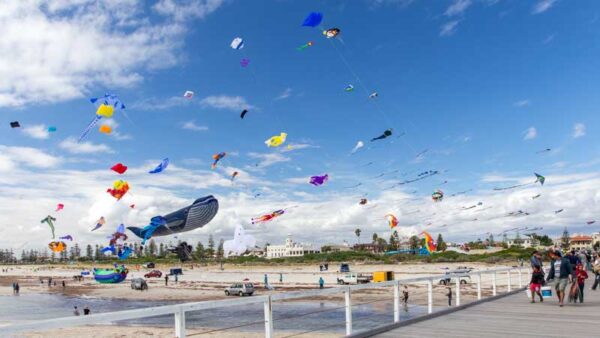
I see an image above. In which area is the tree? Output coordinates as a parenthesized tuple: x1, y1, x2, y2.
(94, 245, 101, 260)
(148, 239, 157, 256)
(488, 234, 495, 247)
(207, 234, 215, 258)
(409, 235, 420, 251)
(321, 245, 332, 253)
(436, 234, 447, 252)
(372, 233, 378, 244)
(502, 233, 508, 244)
(85, 244, 93, 260)
(217, 239, 224, 259)
(355, 228, 362, 244)
(194, 242, 205, 261)
(561, 227, 570, 250)
(158, 243, 166, 258)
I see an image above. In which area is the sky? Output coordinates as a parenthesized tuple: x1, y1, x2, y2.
(1, 0, 599, 252)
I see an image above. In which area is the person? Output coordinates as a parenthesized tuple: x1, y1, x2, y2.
(175, 274, 178, 284)
(83, 306, 91, 315)
(402, 285, 409, 305)
(15, 283, 19, 295)
(73, 306, 80, 316)
(264, 274, 269, 289)
(279, 273, 283, 283)
(165, 275, 169, 286)
(48, 277, 52, 287)
(319, 277, 324, 289)
(12, 282, 16, 295)
(553, 251, 573, 307)
(62, 280, 66, 289)
(567, 250, 580, 268)
(591, 253, 600, 290)
(529, 266, 544, 303)
(575, 263, 588, 303)
(578, 250, 588, 271)
(546, 249, 557, 282)
(530, 251, 542, 270)
(447, 287, 452, 306)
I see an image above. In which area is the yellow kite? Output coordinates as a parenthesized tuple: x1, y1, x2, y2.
(265, 132, 287, 147)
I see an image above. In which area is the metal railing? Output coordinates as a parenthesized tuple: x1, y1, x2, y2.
(2, 266, 527, 337)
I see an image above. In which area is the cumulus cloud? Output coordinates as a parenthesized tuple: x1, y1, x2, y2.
(532, 0, 557, 14)
(200, 95, 253, 111)
(0, 145, 61, 170)
(445, 0, 472, 16)
(247, 152, 291, 168)
(440, 20, 460, 36)
(573, 123, 586, 138)
(59, 137, 114, 154)
(513, 99, 531, 107)
(523, 127, 537, 140)
(0, 0, 224, 107)
(182, 120, 209, 131)
(22, 124, 50, 139)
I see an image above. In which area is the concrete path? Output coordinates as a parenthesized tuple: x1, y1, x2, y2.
(374, 282, 600, 338)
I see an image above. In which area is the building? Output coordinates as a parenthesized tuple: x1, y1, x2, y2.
(353, 243, 384, 254)
(266, 235, 319, 259)
(321, 241, 352, 253)
(569, 235, 593, 251)
(506, 237, 532, 248)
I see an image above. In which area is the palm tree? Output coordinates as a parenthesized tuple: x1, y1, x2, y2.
(355, 228, 362, 244)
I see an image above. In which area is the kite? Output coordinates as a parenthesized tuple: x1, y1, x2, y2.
(420, 231, 437, 254)
(343, 183, 363, 189)
(587, 221, 596, 225)
(149, 158, 169, 174)
(168, 242, 194, 261)
(369, 92, 378, 99)
(450, 189, 472, 196)
(386, 214, 398, 229)
(184, 91, 194, 99)
(252, 209, 285, 224)
(462, 202, 482, 210)
(56, 203, 64, 212)
(309, 174, 329, 186)
(48, 241, 66, 253)
(139, 216, 167, 246)
(493, 173, 545, 191)
(554, 209, 564, 214)
(240, 58, 250, 67)
(536, 148, 551, 154)
(102, 224, 128, 255)
(351, 141, 364, 154)
(223, 225, 256, 258)
(47, 126, 57, 132)
(535, 173, 545, 185)
(297, 41, 313, 51)
(107, 180, 130, 200)
(230, 37, 244, 50)
(91, 217, 106, 231)
(432, 190, 444, 202)
(10, 121, 20, 128)
(231, 171, 239, 181)
(345, 84, 354, 92)
(41, 215, 57, 239)
(240, 109, 248, 119)
(117, 246, 132, 260)
(79, 94, 125, 143)
(211, 152, 226, 169)
(99, 125, 112, 134)
(532, 194, 541, 199)
(93, 265, 128, 284)
(302, 12, 323, 27)
(359, 198, 368, 205)
(59, 235, 73, 241)
(371, 129, 392, 141)
(398, 170, 439, 185)
(265, 132, 287, 147)
(111, 163, 128, 174)
(130, 204, 135, 208)
(323, 28, 340, 38)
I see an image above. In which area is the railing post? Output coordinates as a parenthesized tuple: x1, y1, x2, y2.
(518, 268, 522, 288)
(427, 279, 433, 314)
(455, 277, 461, 307)
(345, 288, 352, 336)
(174, 308, 186, 338)
(393, 281, 400, 323)
(476, 273, 482, 300)
(507, 270, 512, 292)
(264, 296, 273, 338)
(492, 271, 497, 296)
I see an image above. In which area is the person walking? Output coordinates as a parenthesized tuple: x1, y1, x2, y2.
(591, 253, 600, 290)
(279, 273, 283, 283)
(175, 274, 178, 284)
(264, 274, 269, 289)
(552, 251, 573, 307)
(12, 282, 16, 295)
(15, 283, 19, 295)
(73, 306, 80, 316)
(402, 285, 409, 305)
(529, 266, 544, 303)
(318, 277, 324, 289)
(578, 250, 588, 271)
(575, 263, 588, 303)
(547, 249, 557, 282)
(530, 251, 542, 270)
(447, 287, 452, 307)
(165, 275, 169, 286)
(62, 280, 66, 289)
(83, 306, 91, 315)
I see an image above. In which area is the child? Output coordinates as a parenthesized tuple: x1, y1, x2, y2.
(575, 263, 588, 303)
(529, 266, 544, 303)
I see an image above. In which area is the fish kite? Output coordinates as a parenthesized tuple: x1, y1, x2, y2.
(92, 217, 106, 231)
(183, 91, 194, 99)
(309, 174, 329, 186)
(302, 12, 323, 27)
(10, 121, 20, 128)
(149, 158, 169, 174)
(48, 241, 66, 253)
(432, 190, 444, 202)
(139, 216, 167, 246)
(371, 129, 392, 141)
(118, 246, 132, 260)
(345, 84, 354, 92)
(351, 141, 364, 154)
(78, 94, 125, 143)
(240, 58, 250, 67)
(420, 231, 437, 254)
(386, 214, 399, 229)
(41, 215, 57, 239)
(56, 203, 64, 211)
(240, 109, 248, 119)
(223, 225, 256, 258)
(211, 152, 226, 169)
(111, 163, 128, 174)
(59, 235, 73, 241)
(265, 132, 287, 147)
(323, 28, 340, 38)
(369, 92, 378, 99)
(359, 198, 368, 205)
(231, 171, 239, 181)
(252, 209, 285, 224)
(230, 37, 244, 50)
(48, 126, 57, 132)
(297, 41, 313, 51)
(107, 180, 130, 200)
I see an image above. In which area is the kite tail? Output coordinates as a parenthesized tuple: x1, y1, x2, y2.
(78, 115, 103, 143)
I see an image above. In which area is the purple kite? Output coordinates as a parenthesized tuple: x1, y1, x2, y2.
(59, 235, 73, 241)
(309, 174, 329, 186)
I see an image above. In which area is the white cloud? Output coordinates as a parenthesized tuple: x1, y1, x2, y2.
(182, 120, 209, 131)
(0, 145, 61, 170)
(280, 143, 320, 153)
(0, 0, 224, 107)
(513, 99, 531, 107)
(59, 137, 114, 154)
(368, 0, 415, 7)
(440, 20, 460, 36)
(573, 123, 586, 138)
(200, 95, 253, 111)
(523, 127, 537, 140)
(445, 0, 472, 16)
(22, 124, 50, 139)
(101, 119, 132, 141)
(153, 0, 224, 22)
(532, 0, 557, 14)
(131, 96, 191, 110)
(275, 88, 292, 100)
(247, 152, 291, 168)
(543, 34, 555, 44)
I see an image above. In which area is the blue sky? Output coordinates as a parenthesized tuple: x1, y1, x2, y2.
(1, 0, 599, 251)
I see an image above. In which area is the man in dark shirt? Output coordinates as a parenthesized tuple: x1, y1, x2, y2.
(552, 251, 573, 307)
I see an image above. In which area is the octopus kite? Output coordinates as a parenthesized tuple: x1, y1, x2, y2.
(41, 215, 56, 239)
(107, 180, 130, 200)
(252, 210, 285, 224)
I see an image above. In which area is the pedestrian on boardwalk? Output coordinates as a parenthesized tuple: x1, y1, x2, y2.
(319, 277, 324, 289)
(591, 253, 600, 290)
(575, 263, 588, 303)
(530, 250, 542, 270)
(552, 251, 573, 307)
(402, 285, 409, 305)
(529, 266, 544, 303)
(447, 287, 452, 307)
(546, 249, 557, 282)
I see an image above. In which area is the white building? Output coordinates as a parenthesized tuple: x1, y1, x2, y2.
(506, 237, 532, 248)
(266, 235, 319, 259)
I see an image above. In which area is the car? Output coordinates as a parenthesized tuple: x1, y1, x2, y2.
(144, 270, 162, 278)
(225, 282, 254, 296)
(131, 278, 148, 291)
(337, 273, 371, 285)
(145, 262, 155, 269)
(169, 268, 183, 276)
(438, 274, 471, 285)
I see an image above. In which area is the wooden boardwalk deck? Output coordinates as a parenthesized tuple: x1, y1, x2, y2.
(373, 283, 600, 338)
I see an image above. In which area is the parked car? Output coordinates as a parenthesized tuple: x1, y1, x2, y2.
(340, 263, 350, 273)
(225, 282, 255, 296)
(438, 274, 471, 285)
(131, 278, 148, 291)
(169, 268, 183, 276)
(145, 262, 156, 269)
(144, 270, 162, 278)
(337, 273, 371, 285)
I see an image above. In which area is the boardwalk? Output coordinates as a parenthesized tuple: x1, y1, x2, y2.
(374, 284, 600, 338)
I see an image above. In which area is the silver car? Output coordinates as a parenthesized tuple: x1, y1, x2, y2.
(225, 282, 254, 296)
(131, 278, 148, 291)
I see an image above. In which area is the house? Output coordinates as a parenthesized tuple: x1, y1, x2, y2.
(266, 235, 319, 259)
(570, 235, 593, 251)
(321, 241, 352, 253)
(353, 243, 384, 254)
(506, 237, 532, 248)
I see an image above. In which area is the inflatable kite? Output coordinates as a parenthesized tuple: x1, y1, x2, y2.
(92, 216, 106, 231)
(41, 215, 56, 239)
(587, 221, 596, 225)
(351, 141, 364, 154)
(184, 91, 194, 99)
(240, 58, 250, 67)
(555, 209, 564, 214)
(59, 235, 73, 241)
(111, 163, 127, 174)
(211, 152, 226, 169)
(99, 125, 112, 134)
(117, 246, 132, 260)
(230, 37, 244, 50)
(369, 92, 378, 99)
(48, 241, 66, 253)
(240, 109, 248, 119)
(323, 28, 340, 38)
(265, 132, 287, 147)
(93, 265, 128, 284)
(359, 198, 368, 205)
(107, 180, 130, 200)
(168, 242, 194, 262)
(532, 194, 541, 199)
(371, 129, 392, 141)
(223, 225, 256, 258)
(309, 174, 329, 186)
(56, 203, 64, 211)
(432, 190, 444, 202)
(149, 158, 169, 174)
(302, 12, 323, 27)
(10, 121, 20, 128)
(78, 93, 125, 143)
(252, 209, 285, 224)
(345, 84, 354, 92)
(386, 214, 398, 229)
(48, 126, 57, 132)
(420, 231, 436, 254)
(102, 224, 128, 255)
